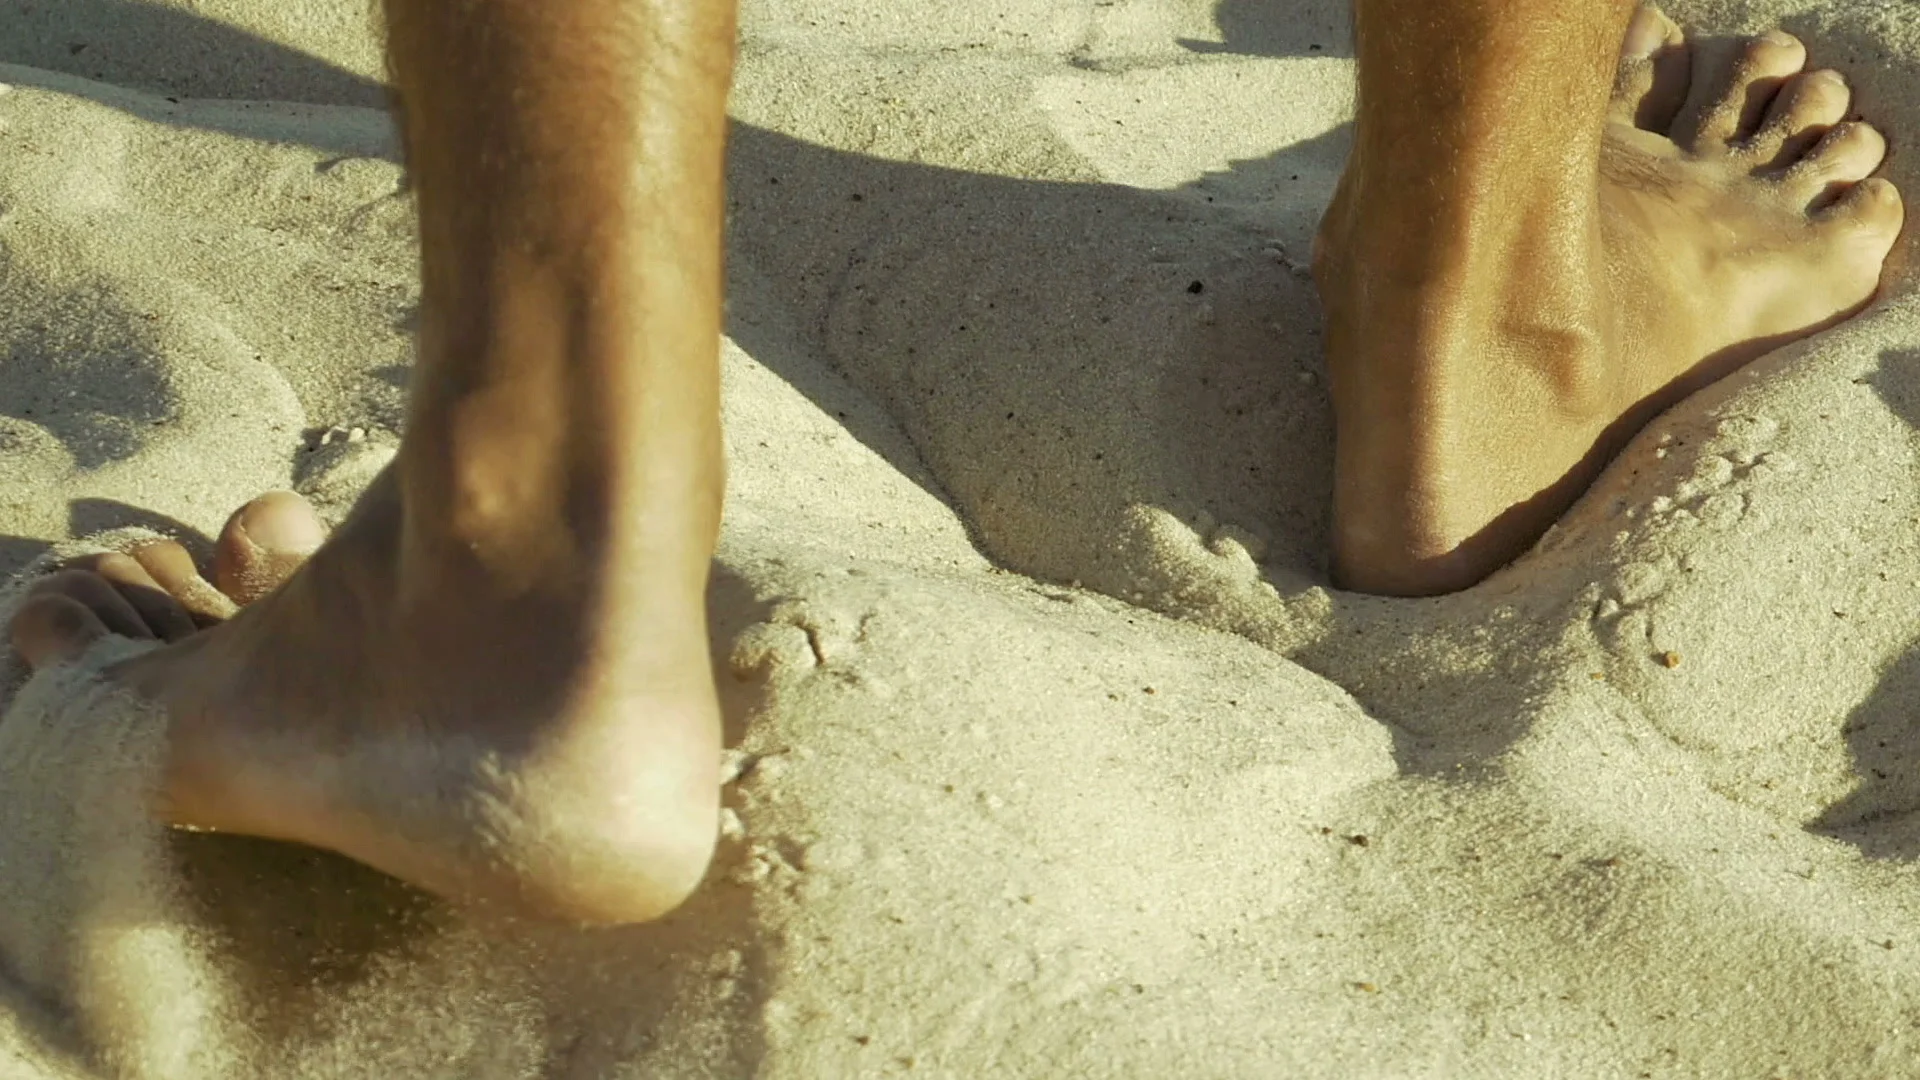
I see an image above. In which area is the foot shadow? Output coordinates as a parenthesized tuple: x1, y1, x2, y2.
(0, 499, 208, 581)
(1178, 0, 1354, 59)
(0, 536, 49, 580)
(1812, 350, 1920, 857)
(65, 497, 210, 547)
(0, 0, 387, 108)
(1811, 646, 1920, 858)
(0, 4, 396, 164)
(0, 296, 176, 470)
(725, 117, 1348, 581)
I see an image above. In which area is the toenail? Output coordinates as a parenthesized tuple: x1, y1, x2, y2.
(235, 493, 325, 554)
(1759, 30, 1799, 49)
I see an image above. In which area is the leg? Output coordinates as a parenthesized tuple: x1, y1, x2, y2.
(9, 0, 736, 924)
(1317, 0, 1903, 595)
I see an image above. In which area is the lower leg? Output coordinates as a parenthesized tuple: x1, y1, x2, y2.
(9, 0, 739, 924)
(1319, 0, 1902, 594)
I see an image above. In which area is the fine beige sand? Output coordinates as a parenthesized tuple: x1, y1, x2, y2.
(4, 0, 1920, 1076)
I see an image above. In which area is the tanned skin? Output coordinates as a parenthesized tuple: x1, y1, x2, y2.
(7, 0, 1904, 923)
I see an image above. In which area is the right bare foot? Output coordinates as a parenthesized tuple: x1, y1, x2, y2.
(1317, 6, 1904, 595)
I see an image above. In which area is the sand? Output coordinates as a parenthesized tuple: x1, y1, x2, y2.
(1, 0, 1919, 1075)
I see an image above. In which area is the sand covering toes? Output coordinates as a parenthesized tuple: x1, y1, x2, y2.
(0, 532, 225, 1079)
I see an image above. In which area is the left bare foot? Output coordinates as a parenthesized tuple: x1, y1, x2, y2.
(1315, 7, 1903, 596)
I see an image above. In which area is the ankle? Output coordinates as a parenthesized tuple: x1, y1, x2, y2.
(1318, 187, 1617, 410)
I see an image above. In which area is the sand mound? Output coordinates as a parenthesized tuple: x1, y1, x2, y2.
(2, 0, 1920, 1076)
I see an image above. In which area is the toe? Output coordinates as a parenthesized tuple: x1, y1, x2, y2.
(1787, 122, 1889, 209)
(1613, 5, 1691, 133)
(1817, 176, 1905, 245)
(28, 569, 154, 640)
(214, 491, 326, 606)
(1675, 31, 1808, 151)
(130, 540, 238, 627)
(11, 592, 110, 669)
(1748, 69, 1852, 170)
(68, 551, 199, 642)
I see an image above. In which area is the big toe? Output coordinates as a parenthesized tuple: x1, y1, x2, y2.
(214, 491, 326, 605)
(1613, 5, 1690, 132)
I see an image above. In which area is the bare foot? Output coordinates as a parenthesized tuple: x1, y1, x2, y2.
(10, 481, 722, 924)
(4, 0, 738, 926)
(1317, 7, 1904, 595)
